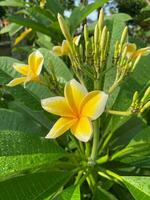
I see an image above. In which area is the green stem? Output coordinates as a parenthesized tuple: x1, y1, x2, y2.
(108, 81, 118, 94)
(74, 170, 83, 185)
(98, 131, 114, 155)
(91, 120, 99, 161)
(90, 79, 100, 161)
(85, 142, 91, 157)
(107, 110, 131, 116)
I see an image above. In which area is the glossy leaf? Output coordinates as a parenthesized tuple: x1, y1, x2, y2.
(0, 130, 67, 180)
(39, 48, 73, 81)
(0, 108, 47, 135)
(123, 176, 150, 200)
(0, 171, 71, 200)
(104, 13, 131, 94)
(56, 185, 80, 200)
(0, 0, 24, 7)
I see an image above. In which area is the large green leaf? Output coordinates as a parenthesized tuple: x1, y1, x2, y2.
(39, 48, 73, 81)
(0, 0, 24, 7)
(104, 13, 131, 94)
(46, 0, 63, 16)
(8, 15, 52, 36)
(0, 108, 47, 135)
(55, 185, 80, 200)
(0, 130, 67, 180)
(119, 126, 150, 167)
(0, 171, 71, 200)
(69, 0, 108, 34)
(8, 101, 51, 130)
(123, 176, 150, 200)
(0, 23, 22, 36)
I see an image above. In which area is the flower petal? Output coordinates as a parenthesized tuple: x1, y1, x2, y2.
(41, 96, 74, 117)
(80, 91, 108, 120)
(133, 47, 150, 59)
(46, 117, 76, 139)
(64, 79, 88, 114)
(73, 35, 81, 46)
(53, 46, 63, 56)
(13, 63, 29, 75)
(7, 77, 27, 87)
(62, 40, 70, 55)
(126, 43, 137, 59)
(28, 50, 44, 76)
(71, 117, 93, 142)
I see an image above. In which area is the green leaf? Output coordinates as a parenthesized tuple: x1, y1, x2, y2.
(0, 171, 71, 200)
(56, 185, 80, 200)
(8, 101, 51, 130)
(123, 176, 150, 200)
(69, 0, 108, 34)
(0, 0, 24, 7)
(104, 13, 131, 93)
(39, 48, 73, 81)
(8, 15, 52, 36)
(0, 108, 47, 135)
(0, 130, 67, 180)
(119, 126, 150, 166)
(46, 0, 63, 16)
(128, 126, 150, 146)
(0, 23, 22, 36)
(36, 32, 53, 50)
(93, 186, 118, 200)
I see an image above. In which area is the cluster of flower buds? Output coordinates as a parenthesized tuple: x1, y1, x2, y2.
(130, 87, 150, 114)
(83, 9, 110, 79)
(53, 10, 110, 82)
(109, 27, 150, 93)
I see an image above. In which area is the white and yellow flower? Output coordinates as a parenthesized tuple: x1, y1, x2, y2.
(7, 50, 44, 87)
(126, 43, 150, 60)
(53, 35, 81, 56)
(41, 79, 108, 142)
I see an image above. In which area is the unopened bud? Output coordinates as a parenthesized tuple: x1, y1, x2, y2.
(141, 101, 150, 113)
(58, 13, 71, 41)
(141, 87, 150, 104)
(98, 9, 104, 32)
(120, 27, 128, 46)
(131, 55, 141, 72)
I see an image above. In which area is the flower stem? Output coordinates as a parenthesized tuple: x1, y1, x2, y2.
(90, 120, 99, 161)
(90, 79, 100, 161)
(107, 109, 131, 116)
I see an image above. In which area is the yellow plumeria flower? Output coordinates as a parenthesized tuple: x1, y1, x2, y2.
(53, 35, 81, 56)
(40, 0, 46, 8)
(126, 43, 150, 60)
(41, 79, 108, 142)
(7, 50, 44, 87)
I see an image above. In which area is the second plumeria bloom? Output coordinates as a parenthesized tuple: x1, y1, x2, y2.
(53, 35, 81, 56)
(126, 43, 150, 60)
(41, 79, 108, 142)
(7, 50, 44, 87)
